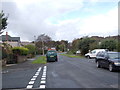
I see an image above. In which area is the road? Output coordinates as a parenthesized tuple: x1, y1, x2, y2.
(2, 55, 120, 89)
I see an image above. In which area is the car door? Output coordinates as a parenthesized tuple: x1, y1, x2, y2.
(102, 53, 109, 68)
(98, 52, 106, 67)
(100, 52, 109, 68)
(96, 52, 104, 67)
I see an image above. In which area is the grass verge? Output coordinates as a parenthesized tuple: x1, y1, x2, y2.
(32, 56, 46, 64)
(60, 54, 84, 58)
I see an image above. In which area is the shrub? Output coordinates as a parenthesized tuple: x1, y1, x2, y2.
(12, 47, 29, 56)
(100, 39, 117, 51)
(24, 45, 35, 55)
(78, 37, 94, 55)
(1, 43, 13, 59)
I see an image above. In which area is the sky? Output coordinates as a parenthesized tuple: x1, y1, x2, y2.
(1, 0, 119, 42)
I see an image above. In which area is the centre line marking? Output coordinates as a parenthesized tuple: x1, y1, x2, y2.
(35, 73, 39, 76)
(41, 78, 46, 80)
(42, 75, 46, 78)
(43, 73, 46, 75)
(36, 72, 40, 74)
(26, 67, 42, 89)
(41, 81, 46, 84)
(31, 78, 36, 81)
(26, 85, 33, 88)
(39, 85, 45, 89)
(29, 81, 35, 84)
(43, 72, 46, 74)
(33, 75, 37, 78)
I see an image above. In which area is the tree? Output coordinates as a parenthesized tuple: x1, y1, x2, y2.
(116, 41, 120, 52)
(100, 39, 117, 51)
(36, 34, 52, 55)
(0, 10, 8, 34)
(71, 39, 80, 54)
(78, 37, 95, 55)
(36, 34, 52, 42)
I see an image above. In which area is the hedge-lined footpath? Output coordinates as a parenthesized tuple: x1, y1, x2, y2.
(60, 54, 84, 58)
(32, 56, 46, 64)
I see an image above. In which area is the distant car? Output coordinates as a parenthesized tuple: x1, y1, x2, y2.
(46, 50, 58, 62)
(76, 50, 81, 54)
(95, 51, 120, 72)
(85, 49, 107, 59)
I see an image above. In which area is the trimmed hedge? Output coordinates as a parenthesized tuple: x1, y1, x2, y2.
(12, 47, 29, 56)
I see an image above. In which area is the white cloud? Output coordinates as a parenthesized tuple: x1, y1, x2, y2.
(78, 7, 118, 36)
(1, 0, 118, 42)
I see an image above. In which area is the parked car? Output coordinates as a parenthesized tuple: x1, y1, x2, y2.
(95, 51, 120, 72)
(46, 50, 58, 62)
(85, 49, 107, 59)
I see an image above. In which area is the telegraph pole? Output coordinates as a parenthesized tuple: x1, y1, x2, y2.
(42, 40, 44, 55)
(34, 35, 36, 55)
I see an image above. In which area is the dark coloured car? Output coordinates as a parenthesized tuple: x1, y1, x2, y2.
(46, 50, 58, 62)
(95, 51, 120, 72)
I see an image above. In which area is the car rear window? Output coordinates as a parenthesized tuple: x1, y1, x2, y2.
(47, 51, 56, 54)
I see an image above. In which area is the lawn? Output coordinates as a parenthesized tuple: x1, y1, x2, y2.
(60, 54, 84, 58)
(32, 56, 46, 64)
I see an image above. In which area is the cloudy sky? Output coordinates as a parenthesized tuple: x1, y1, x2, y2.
(1, 0, 119, 42)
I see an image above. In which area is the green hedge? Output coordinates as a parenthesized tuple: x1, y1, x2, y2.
(24, 45, 35, 55)
(12, 47, 29, 56)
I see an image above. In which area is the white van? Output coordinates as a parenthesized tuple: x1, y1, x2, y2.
(85, 49, 107, 59)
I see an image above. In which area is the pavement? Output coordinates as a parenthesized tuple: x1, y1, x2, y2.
(2, 55, 120, 89)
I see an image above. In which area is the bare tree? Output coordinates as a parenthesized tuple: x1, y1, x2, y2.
(36, 34, 52, 55)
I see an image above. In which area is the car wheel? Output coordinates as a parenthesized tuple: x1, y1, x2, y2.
(96, 61, 101, 68)
(87, 56, 91, 59)
(109, 64, 114, 72)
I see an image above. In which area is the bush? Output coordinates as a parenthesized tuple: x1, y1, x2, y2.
(100, 39, 117, 51)
(12, 47, 29, 56)
(78, 37, 94, 55)
(1, 43, 13, 59)
(24, 45, 35, 55)
(116, 42, 120, 52)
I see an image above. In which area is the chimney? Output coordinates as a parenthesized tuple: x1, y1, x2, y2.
(6, 32, 8, 41)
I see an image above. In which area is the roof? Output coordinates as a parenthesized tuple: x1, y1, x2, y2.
(1, 35, 20, 42)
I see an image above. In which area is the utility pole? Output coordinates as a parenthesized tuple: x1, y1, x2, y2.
(34, 35, 36, 55)
(42, 40, 44, 55)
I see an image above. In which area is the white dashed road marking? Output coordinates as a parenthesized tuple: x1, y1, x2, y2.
(41, 81, 46, 84)
(29, 81, 35, 84)
(26, 85, 33, 88)
(41, 78, 46, 80)
(31, 78, 36, 81)
(26, 67, 42, 89)
(33, 75, 37, 78)
(42, 75, 46, 78)
(26, 66, 47, 89)
(39, 85, 46, 89)
(39, 66, 47, 89)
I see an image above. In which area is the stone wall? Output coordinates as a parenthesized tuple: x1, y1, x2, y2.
(17, 56, 27, 63)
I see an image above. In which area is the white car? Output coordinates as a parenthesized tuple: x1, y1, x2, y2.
(85, 49, 107, 59)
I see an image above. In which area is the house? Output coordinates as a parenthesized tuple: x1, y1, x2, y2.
(0, 33, 21, 47)
(1, 35, 20, 42)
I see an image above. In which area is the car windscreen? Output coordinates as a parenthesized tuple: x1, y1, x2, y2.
(108, 53, 120, 59)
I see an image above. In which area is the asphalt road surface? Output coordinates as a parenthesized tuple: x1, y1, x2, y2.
(2, 55, 120, 89)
